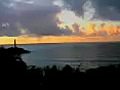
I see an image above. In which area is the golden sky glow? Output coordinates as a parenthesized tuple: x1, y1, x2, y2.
(0, 36, 120, 45)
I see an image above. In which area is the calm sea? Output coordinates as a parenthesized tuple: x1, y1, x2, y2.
(5, 43, 120, 69)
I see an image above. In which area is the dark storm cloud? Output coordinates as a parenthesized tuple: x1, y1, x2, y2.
(92, 0, 120, 21)
(62, 0, 120, 20)
(0, 0, 65, 36)
(0, 0, 20, 36)
(19, 6, 63, 35)
(63, 0, 85, 17)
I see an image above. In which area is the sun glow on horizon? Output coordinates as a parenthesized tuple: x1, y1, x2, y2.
(1, 36, 120, 45)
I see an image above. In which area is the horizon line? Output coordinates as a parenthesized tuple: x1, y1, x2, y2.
(1, 41, 120, 45)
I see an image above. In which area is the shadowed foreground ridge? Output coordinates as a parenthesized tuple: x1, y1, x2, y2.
(0, 45, 30, 89)
(1, 45, 120, 89)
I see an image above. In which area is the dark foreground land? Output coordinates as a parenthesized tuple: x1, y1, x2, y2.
(1, 47, 120, 90)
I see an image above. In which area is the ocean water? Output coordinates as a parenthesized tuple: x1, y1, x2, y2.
(5, 43, 120, 69)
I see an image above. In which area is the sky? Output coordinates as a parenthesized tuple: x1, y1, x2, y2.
(0, 0, 120, 44)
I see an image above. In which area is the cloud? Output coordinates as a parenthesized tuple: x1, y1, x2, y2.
(0, 0, 120, 36)
(92, 0, 120, 20)
(0, 0, 19, 36)
(0, 0, 66, 36)
(62, 0, 120, 21)
(18, 7, 62, 35)
(55, 0, 120, 36)
(62, 0, 85, 17)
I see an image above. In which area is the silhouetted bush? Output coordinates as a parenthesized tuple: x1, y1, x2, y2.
(1, 47, 120, 89)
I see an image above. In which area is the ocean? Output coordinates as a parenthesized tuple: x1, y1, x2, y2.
(5, 43, 120, 69)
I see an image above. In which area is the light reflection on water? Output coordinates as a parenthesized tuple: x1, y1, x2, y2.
(19, 43, 120, 69)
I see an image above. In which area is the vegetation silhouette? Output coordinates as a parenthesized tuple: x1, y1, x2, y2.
(1, 41, 120, 89)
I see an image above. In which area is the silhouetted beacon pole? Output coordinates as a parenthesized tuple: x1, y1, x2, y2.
(14, 39, 17, 48)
